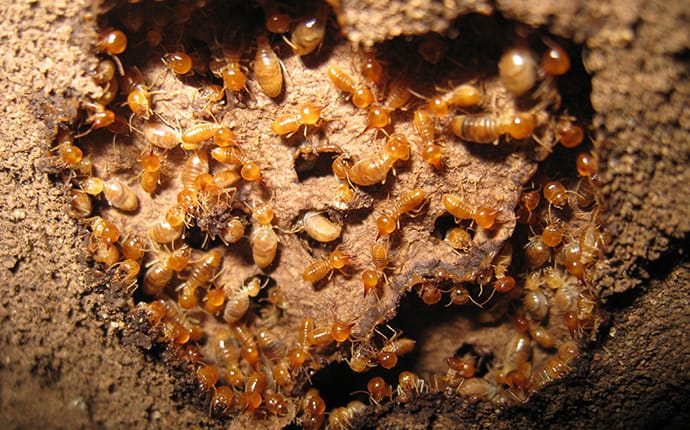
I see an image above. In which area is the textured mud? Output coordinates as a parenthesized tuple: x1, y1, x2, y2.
(0, 1, 689, 429)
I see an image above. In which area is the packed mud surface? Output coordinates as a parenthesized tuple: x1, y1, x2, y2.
(1, 1, 689, 429)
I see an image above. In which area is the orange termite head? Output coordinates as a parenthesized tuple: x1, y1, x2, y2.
(329, 249, 354, 269)
(299, 102, 329, 126)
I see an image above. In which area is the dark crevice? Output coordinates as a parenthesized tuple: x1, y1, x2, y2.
(607, 232, 690, 311)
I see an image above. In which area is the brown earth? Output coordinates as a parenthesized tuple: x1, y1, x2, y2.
(1, 0, 689, 429)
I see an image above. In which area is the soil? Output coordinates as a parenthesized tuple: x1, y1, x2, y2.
(1, 1, 689, 429)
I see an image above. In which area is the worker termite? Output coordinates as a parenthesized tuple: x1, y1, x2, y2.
(231, 323, 260, 368)
(346, 133, 409, 186)
(251, 225, 279, 269)
(579, 223, 605, 266)
(88, 237, 120, 267)
(395, 371, 427, 403)
(90, 59, 116, 85)
(371, 239, 391, 274)
(348, 342, 376, 373)
(377, 336, 415, 369)
(272, 358, 293, 389)
(541, 265, 566, 290)
(334, 181, 354, 206)
(69, 189, 92, 218)
(125, 81, 154, 120)
(181, 122, 221, 150)
(441, 194, 498, 229)
(455, 378, 502, 403)
(543, 180, 568, 208)
(362, 79, 412, 133)
(451, 112, 537, 144)
(140, 151, 161, 194)
(425, 84, 482, 117)
(541, 220, 564, 248)
(211, 146, 263, 184)
(360, 51, 384, 85)
(136, 300, 166, 327)
(256, 327, 286, 362)
(555, 118, 584, 148)
(363, 104, 390, 132)
(197, 84, 225, 114)
(149, 217, 184, 244)
(143, 120, 181, 150)
(222, 276, 264, 324)
(240, 371, 267, 412)
(366, 376, 391, 405)
(142, 245, 191, 295)
(574, 177, 597, 210)
(54, 141, 83, 168)
(307, 323, 335, 348)
(493, 276, 516, 293)
(302, 249, 353, 283)
(301, 388, 327, 429)
(417, 281, 442, 305)
(181, 248, 224, 292)
(375, 188, 426, 237)
(271, 102, 327, 137)
(330, 316, 357, 343)
(496, 332, 532, 388)
(183, 339, 209, 361)
(524, 234, 551, 267)
(384, 77, 412, 112)
(413, 109, 443, 170)
(210, 385, 236, 418)
(142, 262, 173, 296)
(78, 102, 115, 135)
(286, 318, 311, 371)
(523, 289, 549, 322)
(217, 217, 245, 245)
(300, 211, 342, 242)
(499, 46, 538, 96)
(213, 126, 238, 148)
(327, 400, 367, 429)
(103, 179, 138, 212)
(541, 42, 571, 76)
(528, 323, 556, 349)
(218, 43, 249, 97)
(203, 285, 225, 315)
(97, 29, 127, 70)
(553, 279, 579, 313)
(253, 34, 283, 98)
(531, 356, 569, 389)
(213, 328, 242, 370)
(327, 64, 375, 109)
(181, 150, 209, 192)
(96, 76, 118, 106)
(162, 51, 193, 75)
(447, 354, 476, 381)
(517, 189, 540, 224)
(287, 7, 327, 56)
(576, 152, 598, 177)
(491, 242, 513, 279)
(196, 363, 220, 392)
(261, 0, 291, 33)
(447, 284, 471, 306)
(264, 392, 289, 416)
(110, 258, 141, 292)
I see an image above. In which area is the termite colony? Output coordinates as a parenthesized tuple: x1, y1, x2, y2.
(50, 0, 604, 427)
